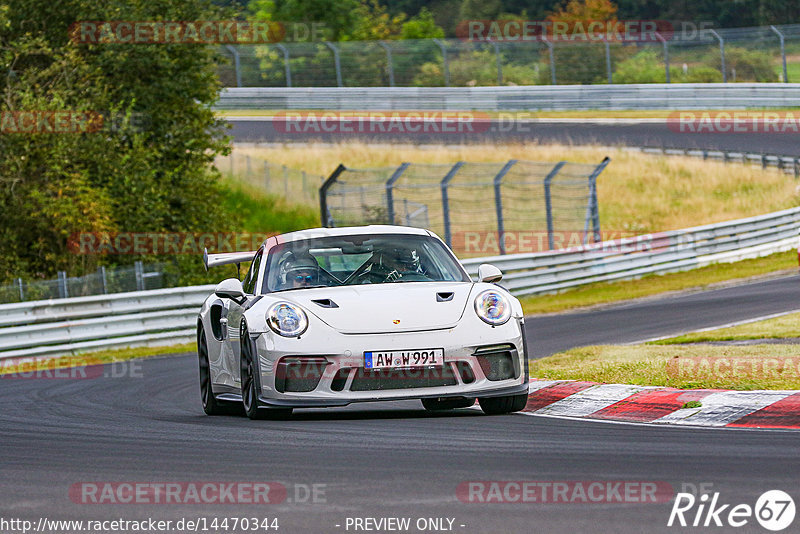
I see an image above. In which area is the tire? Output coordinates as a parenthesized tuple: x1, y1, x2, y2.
(198, 326, 240, 416)
(478, 393, 528, 415)
(421, 397, 475, 411)
(240, 324, 293, 421)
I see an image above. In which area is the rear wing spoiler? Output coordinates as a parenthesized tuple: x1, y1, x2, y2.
(203, 248, 257, 271)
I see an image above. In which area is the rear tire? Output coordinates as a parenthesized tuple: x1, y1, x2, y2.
(421, 397, 475, 411)
(478, 393, 528, 415)
(198, 326, 240, 416)
(240, 324, 293, 421)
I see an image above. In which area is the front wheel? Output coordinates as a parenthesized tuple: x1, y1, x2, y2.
(198, 326, 240, 416)
(478, 393, 528, 415)
(240, 325, 293, 421)
(421, 397, 475, 411)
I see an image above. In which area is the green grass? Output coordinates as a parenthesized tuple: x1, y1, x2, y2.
(519, 250, 796, 315)
(219, 180, 318, 234)
(531, 344, 800, 390)
(0, 343, 195, 376)
(653, 311, 800, 344)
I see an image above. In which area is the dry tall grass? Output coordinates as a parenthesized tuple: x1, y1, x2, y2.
(227, 142, 800, 233)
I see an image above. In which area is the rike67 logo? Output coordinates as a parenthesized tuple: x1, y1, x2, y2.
(668, 490, 795, 531)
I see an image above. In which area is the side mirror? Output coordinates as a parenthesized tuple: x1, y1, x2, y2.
(477, 263, 503, 283)
(215, 278, 246, 303)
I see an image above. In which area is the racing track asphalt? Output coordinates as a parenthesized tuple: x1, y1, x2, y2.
(228, 117, 800, 156)
(2, 275, 800, 533)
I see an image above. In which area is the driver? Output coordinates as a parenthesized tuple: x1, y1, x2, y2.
(280, 254, 321, 289)
(376, 246, 421, 281)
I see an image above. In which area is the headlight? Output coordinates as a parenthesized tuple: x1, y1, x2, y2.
(474, 290, 511, 326)
(266, 302, 308, 337)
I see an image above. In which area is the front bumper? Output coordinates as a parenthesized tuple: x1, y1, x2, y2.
(253, 315, 528, 408)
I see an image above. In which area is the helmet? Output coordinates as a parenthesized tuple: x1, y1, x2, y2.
(381, 246, 420, 273)
(280, 253, 319, 287)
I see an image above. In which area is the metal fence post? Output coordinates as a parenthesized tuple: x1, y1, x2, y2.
(275, 44, 292, 87)
(655, 32, 670, 83)
(378, 41, 395, 87)
(440, 162, 465, 248)
(385, 163, 410, 225)
(604, 39, 612, 84)
(99, 266, 107, 294)
(16, 278, 23, 301)
(709, 29, 726, 83)
(493, 160, 517, 255)
(543, 161, 567, 250)
(433, 38, 450, 87)
(224, 45, 242, 87)
(583, 157, 611, 244)
(542, 37, 556, 84)
(320, 164, 347, 227)
(492, 41, 502, 85)
(57, 271, 68, 298)
(134, 261, 144, 291)
(771, 26, 788, 83)
(246, 155, 252, 179)
(283, 165, 289, 195)
(264, 161, 271, 190)
(324, 41, 343, 87)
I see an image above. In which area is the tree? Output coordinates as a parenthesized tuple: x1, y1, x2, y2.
(401, 8, 445, 40)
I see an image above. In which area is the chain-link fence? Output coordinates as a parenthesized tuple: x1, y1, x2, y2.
(320, 158, 610, 257)
(0, 262, 174, 304)
(218, 24, 800, 88)
(216, 152, 325, 206)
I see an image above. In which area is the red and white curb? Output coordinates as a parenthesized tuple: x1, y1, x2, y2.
(523, 379, 800, 429)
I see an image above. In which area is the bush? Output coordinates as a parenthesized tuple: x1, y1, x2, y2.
(703, 46, 778, 82)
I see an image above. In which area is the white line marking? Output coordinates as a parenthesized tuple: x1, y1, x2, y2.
(626, 308, 800, 345)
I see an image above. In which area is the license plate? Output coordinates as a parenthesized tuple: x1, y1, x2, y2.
(364, 349, 444, 370)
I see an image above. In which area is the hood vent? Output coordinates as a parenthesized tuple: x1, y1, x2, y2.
(312, 298, 339, 308)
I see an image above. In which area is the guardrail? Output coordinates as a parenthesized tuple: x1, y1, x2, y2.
(628, 147, 800, 177)
(1, 207, 798, 359)
(216, 84, 800, 111)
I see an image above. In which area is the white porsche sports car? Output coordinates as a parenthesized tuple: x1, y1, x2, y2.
(197, 225, 529, 420)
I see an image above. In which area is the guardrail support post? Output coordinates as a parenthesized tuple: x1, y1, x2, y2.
(319, 164, 347, 227)
(134, 261, 144, 291)
(433, 39, 450, 87)
(99, 266, 107, 294)
(655, 32, 670, 83)
(378, 41, 395, 87)
(709, 29, 726, 83)
(16, 278, 24, 301)
(275, 44, 292, 87)
(770, 26, 788, 83)
(493, 160, 517, 255)
(440, 162, 465, 248)
(224, 45, 242, 87)
(57, 271, 68, 298)
(543, 37, 556, 84)
(543, 161, 567, 250)
(492, 41, 502, 85)
(583, 157, 611, 244)
(604, 39, 612, 84)
(385, 163, 410, 225)
(324, 41, 343, 87)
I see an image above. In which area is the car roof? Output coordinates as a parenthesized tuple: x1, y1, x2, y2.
(272, 225, 432, 245)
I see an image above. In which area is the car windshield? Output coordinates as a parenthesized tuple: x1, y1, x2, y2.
(263, 234, 469, 292)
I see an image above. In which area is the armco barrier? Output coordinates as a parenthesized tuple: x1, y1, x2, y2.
(1, 207, 798, 359)
(216, 84, 800, 111)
